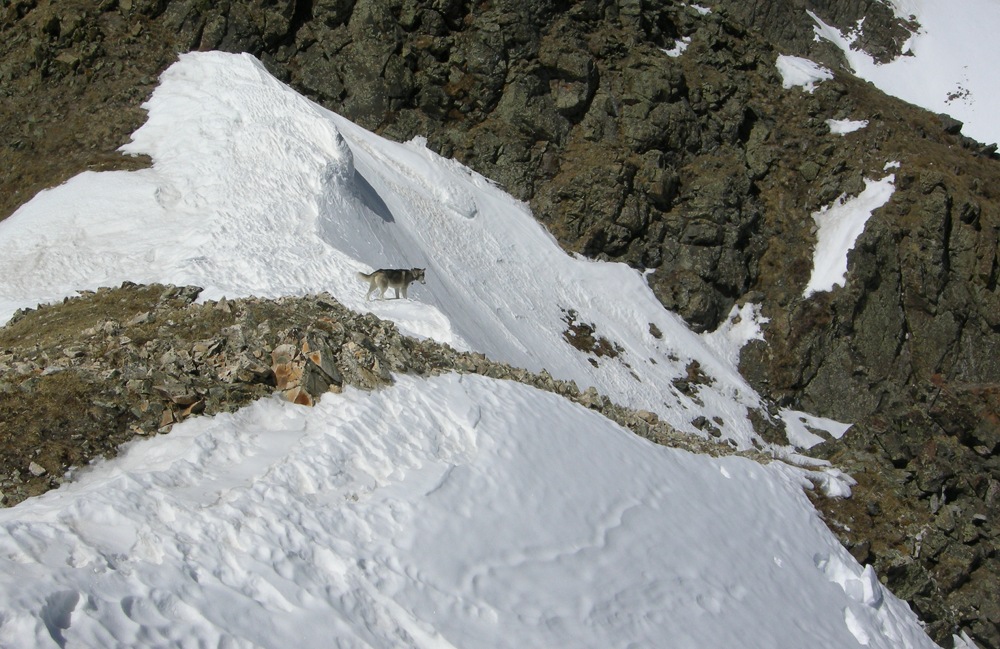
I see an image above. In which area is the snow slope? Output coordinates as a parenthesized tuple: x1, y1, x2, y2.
(808, 0, 1000, 146)
(0, 51, 776, 448)
(0, 52, 945, 647)
(0, 375, 939, 648)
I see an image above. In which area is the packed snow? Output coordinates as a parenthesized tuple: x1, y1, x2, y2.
(804, 173, 896, 298)
(808, 0, 1000, 145)
(0, 52, 945, 647)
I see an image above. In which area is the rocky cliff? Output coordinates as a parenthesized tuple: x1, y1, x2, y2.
(1, 1, 998, 646)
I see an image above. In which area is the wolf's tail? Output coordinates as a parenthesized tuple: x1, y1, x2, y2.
(356, 271, 373, 282)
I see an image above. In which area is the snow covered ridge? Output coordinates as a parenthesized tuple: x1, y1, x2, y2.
(0, 283, 792, 506)
(0, 374, 942, 648)
(0, 50, 951, 649)
(0, 50, 838, 452)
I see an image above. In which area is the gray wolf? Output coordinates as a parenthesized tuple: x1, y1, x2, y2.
(357, 268, 426, 300)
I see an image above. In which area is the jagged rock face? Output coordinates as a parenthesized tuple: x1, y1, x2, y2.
(2, 1, 1000, 646)
(757, 154, 1000, 642)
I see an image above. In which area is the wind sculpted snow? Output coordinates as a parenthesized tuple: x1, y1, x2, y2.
(0, 375, 940, 649)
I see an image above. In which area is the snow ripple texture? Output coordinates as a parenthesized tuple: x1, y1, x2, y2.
(0, 375, 938, 649)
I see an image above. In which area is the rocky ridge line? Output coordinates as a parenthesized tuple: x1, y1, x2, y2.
(0, 282, 771, 509)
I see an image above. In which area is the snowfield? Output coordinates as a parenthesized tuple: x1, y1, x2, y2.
(0, 375, 938, 648)
(804, 173, 896, 298)
(808, 0, 1000, 146)
(0, 48, 951, 648)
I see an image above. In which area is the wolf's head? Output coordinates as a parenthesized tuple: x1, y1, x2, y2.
(411, 268, 426, 284)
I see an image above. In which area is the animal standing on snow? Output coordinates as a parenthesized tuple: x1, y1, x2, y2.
(357, 268, 426, 300)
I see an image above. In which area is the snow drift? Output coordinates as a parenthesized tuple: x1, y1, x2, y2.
(0, 375, 938, 648)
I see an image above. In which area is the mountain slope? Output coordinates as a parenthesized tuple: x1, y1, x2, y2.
(0, 49, 945, 649)
(1, 51, 793, 451)
(0, 372, 939, 648)
(1, 0, 998, 646)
